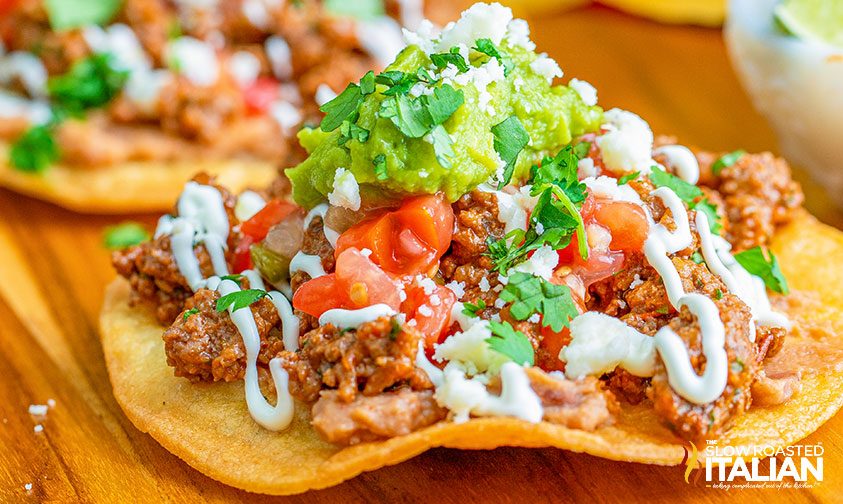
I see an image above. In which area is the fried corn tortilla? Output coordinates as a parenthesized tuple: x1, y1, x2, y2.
(0, 143, 277, 213)
(98, 211, 843, 495)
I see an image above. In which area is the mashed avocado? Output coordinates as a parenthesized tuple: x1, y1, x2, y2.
(286, 7, 603, 209)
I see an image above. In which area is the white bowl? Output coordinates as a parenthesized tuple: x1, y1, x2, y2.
(725, 0, 843, 202)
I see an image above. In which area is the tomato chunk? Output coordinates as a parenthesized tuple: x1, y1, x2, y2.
(243, 77, 280, 115)
(592, 200, 649, 252)
(335, 193, 454, 276)
(292, 274, 348, 318)
(232, 235, 254, 273)
(402, 283, 456, 348)
(241, 199, 297, 242)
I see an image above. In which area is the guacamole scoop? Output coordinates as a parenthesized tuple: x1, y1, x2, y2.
(286, 19, 603, 209)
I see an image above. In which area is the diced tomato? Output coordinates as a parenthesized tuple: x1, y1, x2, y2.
(292, 274, 348, 318)
(241, 199, 297, 242)
(232, 235, 254, 273)
(335, 248, 402, 311)
(591, 200, 649, 252)
(243, 77, 280, 115)
(402, 283, 456, 348)
(0, 1, 17, 17)
(335, 193, 454, 276)
(539, 325, 571, 372)
(292, 248, 402, 318)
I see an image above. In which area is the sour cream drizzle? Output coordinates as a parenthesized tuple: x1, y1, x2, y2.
(157, 183, 301, 430)
(654, 145, 700, 185)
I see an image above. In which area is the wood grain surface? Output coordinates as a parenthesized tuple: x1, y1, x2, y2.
(1, 5, 842, 503)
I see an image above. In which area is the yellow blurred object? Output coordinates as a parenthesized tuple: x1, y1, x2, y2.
(596, 0, 726, 26)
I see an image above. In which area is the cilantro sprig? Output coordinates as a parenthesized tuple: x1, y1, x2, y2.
(648, 166, 722, 234)
(733, 247, 789, 294)
(48, 53, 129, 116)
(499, 272, 580, 332)
(183, 308, 199, 321)
(486, 143, 591, 272)
(486, 321, 534, 366)
(216, 289, 269, 313)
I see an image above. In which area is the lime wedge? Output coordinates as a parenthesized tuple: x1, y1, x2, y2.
(774, 0, 843, 47)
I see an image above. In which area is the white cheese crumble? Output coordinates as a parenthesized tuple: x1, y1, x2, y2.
(433, 321, 508, 376)
(578, 157, 597, 178)
(582, 175, 645, 206)
(315, 84, 338, 106)
(510, 244, 558, 281)
(596, 108, 655, 175)
(560, 312, 657, 379)
(28, 404, 48, 416)
(34, 424, 43, 433)
(506, 18, 535, 50)
(242, 0, 280, 29)
(0, 91, 51, 125)
(234, 190, 266, 222)
(167, 36, 220, 87)
(434, 362, 543, 424)
(265, 35, 292, 80)
(269, 99, 302, 133)
(437, 2, 513, 50)
(357, 17, 407, 68)
(444, 281, 466, 299)
(0, 51, 47, 97)
(327, 168, 361, 211)
(228, 50, 261, 87)
(568, 78, 598, 106)
(418, 304, 434, 317)
(478, 277, 491, 293)
(529, 54, 563, 83)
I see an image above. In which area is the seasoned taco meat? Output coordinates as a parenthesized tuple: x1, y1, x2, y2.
(111, 175, 238, 324)
(280, 316, 434, 403)
(162, 288, 284, 384)
(312, 389, 446, 445)
(521, 368, 617, 430)
(648, 258, 757, 442)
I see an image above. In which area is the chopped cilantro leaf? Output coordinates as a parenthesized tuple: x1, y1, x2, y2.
(44, 0, 121, 30)
(648, 165, 703, 202)
(492, 115, 529, 188)
(379, 93, 430, 138)
(48, 53, 128, 115)
(429, 124, 455, 169)
(103, 222, 150, 249)
(375, 70, 417, 96)
(373, 154, 388, 180)
(691, 250, 705, 264)
(320, 72, 374, 133)
(183, 308, 199, 321)
(472, 38, 514, 76)
(715, 289, 723, 300)
(618, 171, 640, 185)
(487, 227, 573, 275)
(462, 299, 487, 317)
(380, 84, 464, 167)
(712, 149, 745, 175)
(530, 144, 588, 206)
(338, 120, 369, 145)
(9, 125, 59, 172)
(430, 47, 469, 73)
(216, 289, 268, 313)
(498, 272, 579, 332)
(486, 321, 534, 366)
(733, 247, 789, 294)
(426, 84, 464, 125)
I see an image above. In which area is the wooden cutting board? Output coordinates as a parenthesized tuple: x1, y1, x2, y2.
(1, 5, 842, 503)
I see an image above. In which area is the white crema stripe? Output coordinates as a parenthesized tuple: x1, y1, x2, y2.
(653, 145, 700, 185)
(217, 279, 294, 430)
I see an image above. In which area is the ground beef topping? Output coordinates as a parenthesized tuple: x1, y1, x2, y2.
(279, 316, 434, 403)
